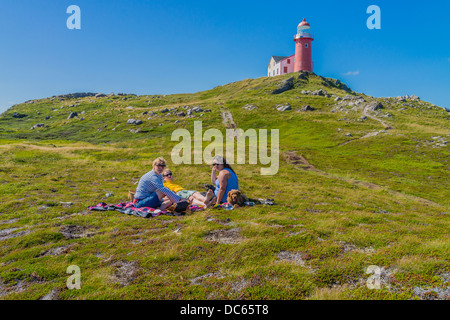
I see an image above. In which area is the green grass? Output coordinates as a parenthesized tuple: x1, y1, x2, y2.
(0, 72, 449, 300)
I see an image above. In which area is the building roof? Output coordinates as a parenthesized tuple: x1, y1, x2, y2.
(298, 18, 310, 28)
(271, 56, 288, 63)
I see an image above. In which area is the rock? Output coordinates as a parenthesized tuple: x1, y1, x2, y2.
(243, 104, 258, 111)
(129, 129, 141, 134)
(105, 193, 114, 198)
(345, 133, 353, 137)
(45, 116, 51, 120)
(174, 120, 180, 124)
(31, 123, 45, 130)
(272, 77, 294, 94)
(141, 111, 148, 115)
(51, 93, 96, 100)
(191, 106, 203, 113)
(298, 72, 308, 80)
(312, 89, 325, 96)
(95, 93, 106, 98)
(12, 112, 27, 119)
(161, 108, 169, 113)
(366, 102, 383, 111)
(176, 112, 186, 117)
(125, 106, 134, 110)
(67, 112, 78, 119)
(60, 225, 92, 240)
(276, 103, 292, 112)
(334, 97, 342, 102)
(300, 105, 315, 112)
(127, 119, 142, 125)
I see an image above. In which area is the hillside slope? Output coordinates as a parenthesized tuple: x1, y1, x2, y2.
(0, 72, 449, 300)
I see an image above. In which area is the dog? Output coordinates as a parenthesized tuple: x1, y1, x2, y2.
(227, 189, 249, 207)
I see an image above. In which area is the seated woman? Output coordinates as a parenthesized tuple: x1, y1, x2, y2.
(134, 157, 187, 210)
(210, 155, 239, 206)
(162, 168, 215, 207)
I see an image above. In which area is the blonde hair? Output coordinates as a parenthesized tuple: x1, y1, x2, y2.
(152, 157, 167, 167)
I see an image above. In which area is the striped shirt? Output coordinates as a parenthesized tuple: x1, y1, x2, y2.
(134, 170, 181, 203)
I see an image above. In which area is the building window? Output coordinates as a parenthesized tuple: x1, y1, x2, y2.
(287, 59, 290, 64)
(305, 43, 309, 48)
(284, 67, 288, 73)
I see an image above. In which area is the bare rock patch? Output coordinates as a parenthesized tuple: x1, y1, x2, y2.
(0, 228, 32, 241)
(110, 260, 140, 286)
(190, 272, 224, 286)
(204, 228, 243, 244)
(59, 225, 95, 239)
(36, 245, 73, 257)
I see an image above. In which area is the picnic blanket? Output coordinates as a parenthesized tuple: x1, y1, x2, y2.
(88, 201, 204, 218)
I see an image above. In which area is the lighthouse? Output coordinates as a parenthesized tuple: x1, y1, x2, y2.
(294, 18, 314, 73)
(267, 18, 314, 77)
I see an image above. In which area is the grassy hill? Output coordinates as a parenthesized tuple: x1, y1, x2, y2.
(0, 72, 449, 300)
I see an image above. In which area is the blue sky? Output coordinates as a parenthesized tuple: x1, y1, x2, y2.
(0, 0, 449, 113)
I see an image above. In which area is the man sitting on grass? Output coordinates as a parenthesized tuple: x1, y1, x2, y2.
(134, 157, 188, 210)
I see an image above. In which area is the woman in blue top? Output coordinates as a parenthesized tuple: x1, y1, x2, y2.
(210, 155, 239, 205)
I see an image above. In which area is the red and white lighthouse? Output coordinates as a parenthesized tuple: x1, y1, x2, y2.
(294, 18, 314, 73)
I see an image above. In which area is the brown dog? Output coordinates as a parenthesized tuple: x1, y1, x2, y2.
(227, 189, 249, 207)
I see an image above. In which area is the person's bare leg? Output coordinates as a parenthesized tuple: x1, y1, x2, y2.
(206, 196, 217, 208)
(191, 192, 207, 203)
(190, 198, 206, 207)
(159, 198, 173, 210)
(204, 190, 214, 204)
(156, 190, 165, 200)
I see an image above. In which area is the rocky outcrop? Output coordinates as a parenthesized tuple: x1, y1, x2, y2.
(366, 102, 383, 112)
(127, 119, 143, 125)
(276, 103, 292, 112)
(272, 77, 294, 94)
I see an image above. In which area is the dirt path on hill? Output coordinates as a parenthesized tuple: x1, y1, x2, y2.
(283, 150, 445, 209)
(362, 105, 392, 130)
(222, 110, 241, 140)
(338, 104, 393, 147)
(282, 152, 319, 172)
(222, 110, 237, 129)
